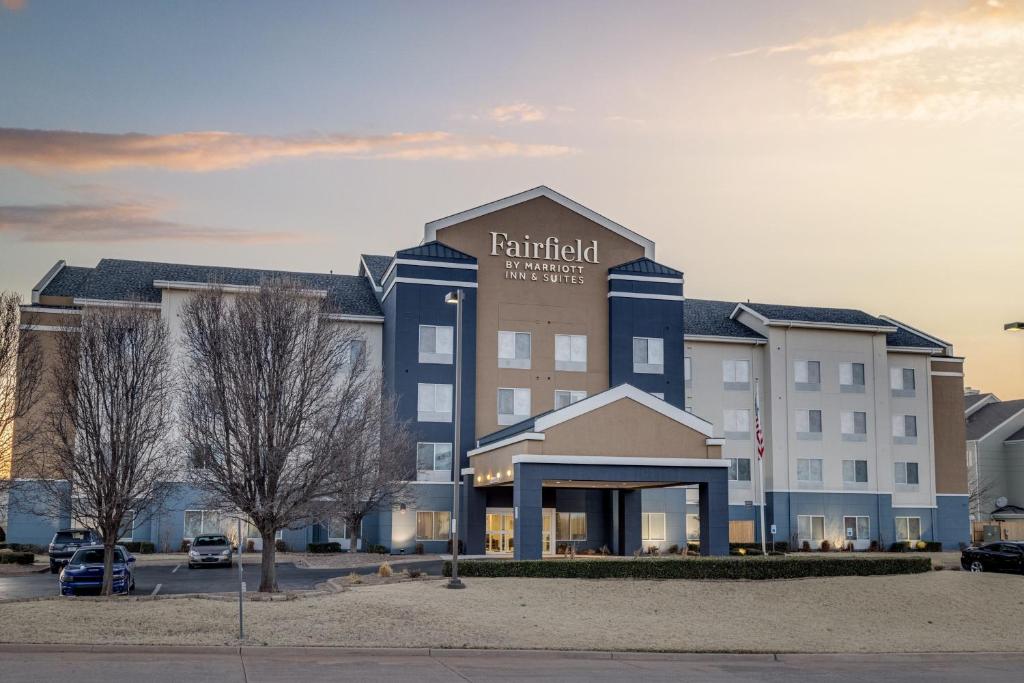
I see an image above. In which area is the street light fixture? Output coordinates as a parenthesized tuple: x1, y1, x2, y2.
(445, 289, 466, 589)
(1005, 322, 1024, 332)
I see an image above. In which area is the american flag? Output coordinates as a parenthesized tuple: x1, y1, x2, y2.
(754, 390, 765, 461)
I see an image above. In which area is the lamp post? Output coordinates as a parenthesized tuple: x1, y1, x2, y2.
(1005, 322, 1024, 332)
(445, 288, 466, 589)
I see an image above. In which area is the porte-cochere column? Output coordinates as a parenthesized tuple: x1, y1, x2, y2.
(512, 463, 544, 560)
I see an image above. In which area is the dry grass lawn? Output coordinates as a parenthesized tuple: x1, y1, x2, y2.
(1, 571, 1022, 653)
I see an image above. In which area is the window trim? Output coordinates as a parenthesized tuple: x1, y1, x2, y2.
(797, 514, 825, 543)
(497, 386, 531, 425)
(895, 516, 921, 542)
(642, 512, 667, 542)
(415, 510, 452, 542)
(722, 359, 751, 390)
(556, 511, 588, 542)
(418, 324, 453, 365)
(417, 382, 453, 423)
(843, 515, 870, 542)
(554, 333, 587, 372)
(498, 330, 532, 369)
(554, 389, 587, 410)
(794, 359, 822, 391)
(796, 457, 823, 485)
(723, 408, 752, 439)
(632, 336, 665, 375)
(841, 459, 869, 486)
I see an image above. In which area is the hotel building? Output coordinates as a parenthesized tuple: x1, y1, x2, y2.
(6, 187, 970, 555)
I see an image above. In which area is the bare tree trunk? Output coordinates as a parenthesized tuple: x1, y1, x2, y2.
(259, 531, 277, 592)
(349, 518, 359, 554)
(102, 537, 116, 596)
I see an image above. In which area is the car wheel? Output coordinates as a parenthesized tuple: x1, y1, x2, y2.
(187, 563, 194, 569)
(969, 560, 984, 572)
(50, 563, 59, 574)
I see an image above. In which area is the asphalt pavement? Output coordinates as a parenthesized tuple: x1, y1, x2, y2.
(0, 647, 1021, 682)
(0, 559, 443, 600)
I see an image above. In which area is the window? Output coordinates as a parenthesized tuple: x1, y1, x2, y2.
(842, 459, 868, 485)
(797, 458, 823, 483)
(184, 510, 235, 539)
(843, 516, 870, 541)
(497, 387, 531, 425)
(797, 515, 825, 543)
(684, 356, 692, 384)
(117, 510, 135, 541)
(190, 445, 214, 470)
(498, 331, 531, 369)
(891, 367, 916, 397)
(348, 339, 366, 365)
(794, 360, 821, 389)
(796, 409, 823, 439)
(554, 390, 587, 409)
(417, 383, 452, 422)
(841, 411, 868, 441)
(728, 458, 752, 483)
(556, 512, 587, 541)
(555, 334, 587, 372)
(642, 513, 666, 542)
(632, 337, 664, 374)
(895, 516, 921, 542)
(892, 414, 918, 443)
(722, 359, 750, 389)
(415, 511, 451, 541)
(723, 409, 751, 438)
(895, 461, 920, 486)
(839, 362, 865, 392)
(416, 442, 453, 481)
(418, 325, 453, 364)
(686, 514, 700, 541)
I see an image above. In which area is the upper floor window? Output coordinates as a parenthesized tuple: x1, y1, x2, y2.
(416, 442, 453, 481)
(418, 325, 453, 365)
(632, 337, 664, 374)
(892, 414, 918, 444)
(417, 383, 452, 423)
(723, 409, 751, 439)
(891, 368, 916, 397)
(797, 458, 823, 484)
(894, 461, 920, 486)
(684, 356, 692, 384)
(794, 360, 821, 390)
(842, 459, 868, 485)
(728, 457, 752, 483)
(796, 409, 823, 440)
(498, 331, 531, 369)
(839, 362, 865, 392)
(554, 389, 587, 410)
(497, 387, 531, 425)
(555, 334, 587, 372)
(345, 338, 367, 366)
(841, 411, 868, 441)
(722, 359, 750, 390)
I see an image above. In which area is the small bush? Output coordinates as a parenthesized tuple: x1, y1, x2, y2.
(378, 562, 393, 577)
(869, 540, 880, 552)
(348, 571, 362, 585)
(414, 542, 425, 555)
(598, 545, 611, 556)
(801, 541, 811, 552)
(180, 540, 191, 553)
(0, 543, 41, 553)
(444, 556, 932, 580)
(246, 540, 255, 553)
(647, 545, 660, 556)
(730, 542, 789, 553)
(821, 540, 832, 552)
(307, 542, 342, 554)
(406, 568, 422, 579)
(667, 544, 679, 555)
(0, 550, 34, 565)
(121, 541, 155, 554)
(275, 539, 287, 553)
(365, 544, 388, 555)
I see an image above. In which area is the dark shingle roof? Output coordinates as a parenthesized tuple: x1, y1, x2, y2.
(966, 399, 1024, 441)
(360, 255, 392, 287)
(886, 326, 943, 349)
(965, 393, 994, 412)
(74, 259, 382, 317)
(609, 257, 681, 277)
(740, 302, 892, 328)
(40, 266, 94, 298)
(397, 241, 475, 261)
(685, 299, 765, 340)
(1006, 426, 1024, 443)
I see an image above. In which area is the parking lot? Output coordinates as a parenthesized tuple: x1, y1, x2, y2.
(0, 558, 442, 600)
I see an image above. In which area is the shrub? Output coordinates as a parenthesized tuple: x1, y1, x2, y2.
(365, 543, 388, 555)
(307, 542, 342, 554)
(869, 540, 880, 552)
(0, 550, 34, 565)
(801, 541, 811, 552)
(378, 562, 393, 577)
(647, 545, 660, 556)
(348, 571, 362, 585)
(414, 542, 425, 555)
(246, 540, 255, 553)
(598, 545, 611, 556)
(406, 568, 422, 579)
(730, 542, 789, 553)
(275, 539, 287, 553)
(121, 541, 155, 554)
(180, 540, 191, 553)
(820, 540, 831, 552)
(666, 544, 679, 555)
(443, 556, 932, 580)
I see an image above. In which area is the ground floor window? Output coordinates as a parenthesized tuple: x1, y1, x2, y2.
(184, 510, 236, 539)
(843, 516, 870, 541)
(895, 516, 921, 542)
(686, 514, 700, 541)
(797, 515, 825, 543)
(642, 512, 666, 541)
(416, 510, 450, 541)
(556, 512, 587, 541)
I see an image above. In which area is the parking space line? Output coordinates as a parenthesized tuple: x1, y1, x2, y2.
(151, 583, 162, 596)
(171, 564, 180, 573)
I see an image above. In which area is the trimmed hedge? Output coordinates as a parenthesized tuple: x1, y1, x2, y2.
(307, 542, 343, 554)
(443, 556, 931, 580)
(120, 541, 155, 554)
(0, 550, 35, 565)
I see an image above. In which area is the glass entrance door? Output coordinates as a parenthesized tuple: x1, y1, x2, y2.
(486, 509, 514, 553)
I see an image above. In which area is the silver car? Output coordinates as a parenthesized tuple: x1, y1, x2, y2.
(187, 534, 233, 568)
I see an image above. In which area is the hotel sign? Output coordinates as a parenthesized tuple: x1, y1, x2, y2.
(490, 232, 598, 285)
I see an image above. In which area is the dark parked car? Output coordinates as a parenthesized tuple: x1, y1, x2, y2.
(188, 534, 233, 568)
(961, 541, 1024, 574)
(58, 545, 136, 596)
(48, 528, 102, 573)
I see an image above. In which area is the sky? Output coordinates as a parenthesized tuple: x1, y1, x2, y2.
(0, 0, 1022, 397)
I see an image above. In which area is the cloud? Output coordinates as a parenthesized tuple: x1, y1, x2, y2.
(0, 200, 295, 243)
(0, 127, 574, 172)
(488, 103, 547, 123)
(731, 0, 1024, 121)
(605, 115, 647, 125)
(2, 0, 25, 11)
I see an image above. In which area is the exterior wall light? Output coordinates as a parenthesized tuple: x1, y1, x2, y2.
(399, 503, 407, 514)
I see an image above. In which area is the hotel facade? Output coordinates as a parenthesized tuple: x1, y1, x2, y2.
(6, 187, 970, 555)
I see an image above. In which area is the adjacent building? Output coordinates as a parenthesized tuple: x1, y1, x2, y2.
(5, 186, 970, 554)
(964, 391, 1024, 534)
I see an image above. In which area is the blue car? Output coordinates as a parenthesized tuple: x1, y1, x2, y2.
(59, 545, 136, 596)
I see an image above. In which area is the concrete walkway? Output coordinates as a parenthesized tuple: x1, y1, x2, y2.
(1, 645, 1020, 682)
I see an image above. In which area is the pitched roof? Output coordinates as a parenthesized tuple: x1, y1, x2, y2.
(1006, 425, 1024, 443)
(965, 393, 995, 412)
(966, 399, 1024, 441)
(40, 265, 94, 298)
(738, 302, 894, 329)
(396, 240, 476, 261)
(886, 325, 944, 349)
(609, 257, 681, 277)
(359, 255, 392, 287)
(72, 259, 383, 317)
(684, 299, 765, 340)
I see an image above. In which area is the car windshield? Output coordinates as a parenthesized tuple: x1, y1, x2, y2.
(55, 531, 91, 543)
(69, 548, 125, 565)
(193, 536, 228, 547)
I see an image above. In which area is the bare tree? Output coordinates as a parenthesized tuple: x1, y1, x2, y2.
(29, 304, 177, 595)
(0, 291, 43, 491)
(968, 466, 996, 520)
(179, 280, 369, 592)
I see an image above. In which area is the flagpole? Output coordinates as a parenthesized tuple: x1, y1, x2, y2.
(755, 379, 767, 555)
